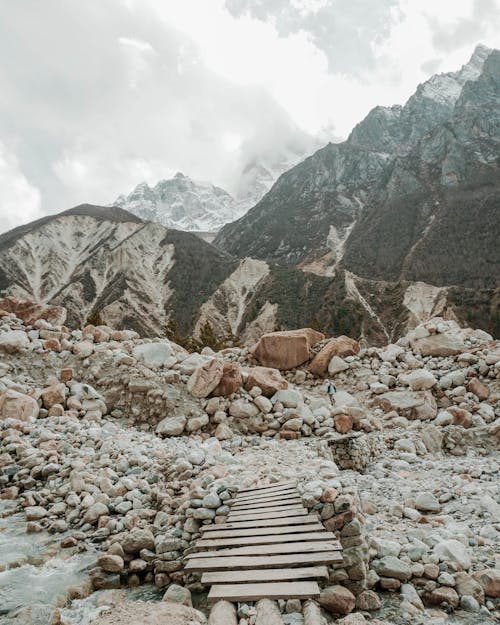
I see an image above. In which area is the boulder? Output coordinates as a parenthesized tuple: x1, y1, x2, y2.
(423, 587, 459, 608)
(466, 378, 490, 401)
(410, 332, 466, 357)
(229, 399, 260, 419)
(400, 369, 437, 390)
(0, 389, 39, 420)
(250, 328, 324, 370)
(372, 556, 412, 581)
(0, 296, 67, 326)
(187, 359, 224, 398)
(211, 363, 242, 396)
(122, 529, 155, 554)
(132, 342, 175, 369)
(97, 554, 125, 573)
(433, 540, 471, 570)
(376, 390, 436, 420)
(448, 406, 473, 428)
(334, 414, 354, 434)
(308, 336, 360, 376)
(0, 330, 30, 353)
(328, 356, 349, 376)
(156, 415, 187, 437)
(473, 569, 500, 598)
(88, 601, 206, 625)
(319, 585, 356, 616)
(163, 584, 192, 607)
(245, 367, 288, 397)
(40, 383, 66, 409)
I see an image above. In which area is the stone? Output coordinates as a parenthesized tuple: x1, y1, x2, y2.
(90, 602, 206, 625)
(334, 414, 354, 434)
(186, 413, 209, 432)
(448, 406, 473, 428)
(272, 389, 302, 408)
(410, 332, 466, 357)
(202, 492, 221, 509)
(400, 369, 437, 390)
(211, 363, 242, 396)
(319, 585, 356, 616)
(122, 529, 155, 554)
(0, 389, 39, 421)
(187, 358, 224, 398)
(73, 340, 94, 358)
(0, 330, 30, 353)
(454, 572, 484, 603)
(250, 328, 324, 370)
(83, 503, 109, 524)
(208, 600, 237, 625)
(229, 399, 260, 419)
(97, 554, 125, 573)
(214, 423, 233, 440)
(473, 569, 500, 598)
(355, 590, 381, 611)
(372, 557, 412, 581)
(376, 390, 436, 420)
(433, 540, 471, 570)
(423, 587, 459, 608)
(156, 415, 187, 437)
(25, 506, 48, 520)
(163, 583, 192, 607)
(415, 492, 440, 513)
(40, 383, 66, 409)
(0, 296, 67, 326)
(308, 336, 360, 376)
(245, 366, 288, 397)
(328, 356, 349, 376)
(466, 378, 490, 400)
(401, 583, 424, 610)
(132, 342, 174, 368)
(254, 395, 273, 413)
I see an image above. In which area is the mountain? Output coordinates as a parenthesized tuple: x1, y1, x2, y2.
(214, 45, 499, 292)
(113, 172, 241, 233)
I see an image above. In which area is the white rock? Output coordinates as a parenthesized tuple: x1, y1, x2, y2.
(0, 330, 30, 353)
(434, 539, 471, 570)
(400, 369, 437, 391)
(328, 356, 349, 376)
(156, 415, 187, 437)
(132, 342, 175, 369)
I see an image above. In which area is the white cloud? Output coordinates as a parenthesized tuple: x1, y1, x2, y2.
(0, 142, 43, 232)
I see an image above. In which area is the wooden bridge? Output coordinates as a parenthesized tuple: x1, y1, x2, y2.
(185, 481, 343, 603)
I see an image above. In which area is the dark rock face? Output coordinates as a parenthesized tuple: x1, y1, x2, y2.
(214, 47, 500, 290)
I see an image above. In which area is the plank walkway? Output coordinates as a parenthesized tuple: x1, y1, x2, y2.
(185, 481, 343, 603)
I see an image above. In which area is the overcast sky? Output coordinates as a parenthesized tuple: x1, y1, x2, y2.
(0, 0, 499, 233)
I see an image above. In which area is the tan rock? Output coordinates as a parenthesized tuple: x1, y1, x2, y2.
(448, 406, 473, 428)
(466, 378, 490, 401)
(334, 414, 354, 434)
(97, 554, 124, 573)
(60, 367, 74, 382)
(279, 430, 301, 440)
(41, 383, 66, 409)
(320, 487, 339, 503)
(245, 366, 289, 397)
(187, 359, 224, 398)
(250, 328, 324, 370)
(43, 338, 61, 351)
(211, 363, 242, 397)
(0, 296, 67, 326)
(319, 585, 356, 616)
(0, 389, 39, 421)
(422, 587, 459, 608)
(454, 571, 484, 603)
(473, 569, 500, 598)
(309, 336, 360, 376)
(410, 332, 466, 357)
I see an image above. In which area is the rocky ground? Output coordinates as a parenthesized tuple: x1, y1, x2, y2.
(0, 299, 499, 625)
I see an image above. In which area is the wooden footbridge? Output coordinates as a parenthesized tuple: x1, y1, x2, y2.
(185, 481, 343, 603)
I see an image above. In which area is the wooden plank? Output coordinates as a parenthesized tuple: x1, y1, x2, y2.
(232, 493, 299, 505)
(196, 523, 325, 539)
(230, 499, 303, 511)
(184, 551, 343, 572)
(228, 506, 305, 521)
(233, 488, 297, 503)
(201, 566, 329, 585)
(186, 540, 340, 559)
(208, 581, 320, 602)
(238, 481, 295, 493)
(200, 515, 318, 532)
(196, 531, 338, 549)
(229, 502, 304, 514)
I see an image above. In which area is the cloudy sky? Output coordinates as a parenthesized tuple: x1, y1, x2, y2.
(0, 0, 499, 232)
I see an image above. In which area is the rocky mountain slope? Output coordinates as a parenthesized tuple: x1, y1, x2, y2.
(214, 45, 499, 291)
(0, 203, 498, 343)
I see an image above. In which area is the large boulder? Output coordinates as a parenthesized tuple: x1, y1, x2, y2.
(375, 390, 437, 420)
(0, 296, 67, 326)
(40, 383, 66, 409)
(309, 336, 360, 376)
(132, 342, 176, 369)
(88, 601, 206, 625)
(245, 366, 289, 397)
(211, 363, 242, 396)
(0, 389, 39, 420)
(156, 415, 187, 437)
(187, 359, 224, 398)
(473, 569, 500, 598)
(250, 328, 324, 370)
(0, 330, 30, 353)
(410, 330, 466, 357)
